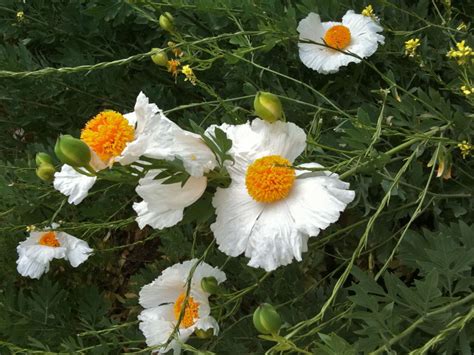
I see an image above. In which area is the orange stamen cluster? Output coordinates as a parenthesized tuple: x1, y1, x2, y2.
(174, 293, 200, 328)
(324, 25, 351, 50)
(245, 155, 296, 203)
(38, 231, 60, 247)
(80, 111, 135, 162)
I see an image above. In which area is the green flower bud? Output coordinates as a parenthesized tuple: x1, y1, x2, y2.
(201, 276, 219, 294)
(253, 303, 281, 335)
(194, 328, 214, 339)
(151, 48, 169, 66)
(54, 135, 91, 168)
(254, 91, 284, 123)
(159, 12, 175, 33)
(36, 163, 56, 182)
(35, 152, 53, 166)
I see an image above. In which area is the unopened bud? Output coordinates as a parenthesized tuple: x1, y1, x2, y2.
(35, 152, 53, 166)
(54, 135, 91, 168)
(36, 163, 56, 182)
(253, 303, 282, 335)
(254, 91, 284, 123)
(151, 48, 169, 66)
(194, 328, 214, 339)
(159, 12, 175, 33)
(201, 276, 219, 294)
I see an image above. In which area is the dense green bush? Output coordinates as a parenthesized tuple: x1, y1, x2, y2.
(0, 0, 473, 353)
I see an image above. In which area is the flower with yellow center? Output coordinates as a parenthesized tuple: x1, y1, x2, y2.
(181, 65, 197, 85)
(210, 119, 355, 271)
(54, 92, 161, 205)
(16, 11, 24, 22)
(447, 40, 474, 65)
(458, 141, 472, 159)
(297, 10, 384, 74)
(138, 259, 226, 354)
(16, 225, 92, 279)
(81, 111, 135, 163)
(167, 59, 181, 78)
(405, 38, 421, 57)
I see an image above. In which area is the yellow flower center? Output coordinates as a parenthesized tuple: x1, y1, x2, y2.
(80, 111, 135, 162)
(245, 155, 296, 203)
(173, 293, 200, 328)
(324, 25, 351, 50)
(38, 231, 60, 247)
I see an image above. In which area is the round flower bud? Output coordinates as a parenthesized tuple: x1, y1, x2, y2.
(201, 276, 219, 294)
(35, 152, 53, 166)
(254, 91, 284, 123)
(194, 328, 214, 339)
(252, 303, 282, 335)
(151, 48, 169, 67)
(54, 135, 91, 168)
(36, 163, 56, 182)
(159, 12, 175, 33)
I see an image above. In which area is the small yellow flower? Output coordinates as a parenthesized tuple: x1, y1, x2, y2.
(457, 22, 467, 31)
(446, 40, 473, 65)
(167, 59, 181, 78)
(362, 5, 376, 19)
(181, 65, 197, 85)
(26, 225, 36, 232)
(404, 38, 421, 57)
(458, 141, 472, 159)
(460, 85, 474, 96)
(16, 11, 24, 22)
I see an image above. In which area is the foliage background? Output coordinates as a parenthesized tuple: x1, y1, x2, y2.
(0, 0, 473, 353)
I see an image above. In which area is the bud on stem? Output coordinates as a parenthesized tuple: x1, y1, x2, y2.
(159, 12, 175, 33)
(254, 91, 284, 123)
(151, 48, 169, 66)
(253, 303, 282, 335)
(54, 135, 92, 169)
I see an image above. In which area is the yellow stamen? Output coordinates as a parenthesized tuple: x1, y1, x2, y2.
(80, 111, 135, 162)
(324, 25, 351, 50)
(39, 231, 60, 247)
(174, 293, 200, 328)
(245, 155, 295, 203)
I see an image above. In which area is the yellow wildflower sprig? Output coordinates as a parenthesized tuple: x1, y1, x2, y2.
(458, 141, 472, 159)
(405, 38, 421, 57)
(460, 85, 474, 97)
(362, 5, 378, 21)
(446, 40, 474, 65)
(181, 65, 197, 85)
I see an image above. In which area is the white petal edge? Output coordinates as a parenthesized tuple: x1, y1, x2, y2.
(133, 171, 207, 230)
(56, 232, 93, 267)
(53, 165, 97, 205)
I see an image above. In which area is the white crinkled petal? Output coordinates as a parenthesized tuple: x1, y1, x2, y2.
(138, 307, 176, 352)
(343, 10, 384, 59)
(208, 119, 306, 181)
(133, 171, 207, 230)
(297, 12, 326, 44)
(195, 316, 220, 335)
(17, 242, 66, 265)
(56, 232, 93, 267)
(211, 182, 264, 258)
(116, 92, 160, 166)
(16, 254, 49, 279)
(144, 115, 217, 177)
(53, 165, 97, 205)
(139, 259, 223, 308)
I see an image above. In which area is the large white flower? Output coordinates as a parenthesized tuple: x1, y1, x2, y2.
(297, 10, 384, 74)
(210, 118, 355, 272)
(16, 227, 93, 279)
(138, 259, 226, 354)
(54, 92, 160, 205)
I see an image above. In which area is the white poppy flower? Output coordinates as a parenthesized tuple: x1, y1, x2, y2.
(210, 119, 355, 272)
(16, 227, 93, 279)
(54, 92, 160, 205)
(133, 171, 207, 230)
(297, 10, 385, 74)
(138, 259, 226, 354)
